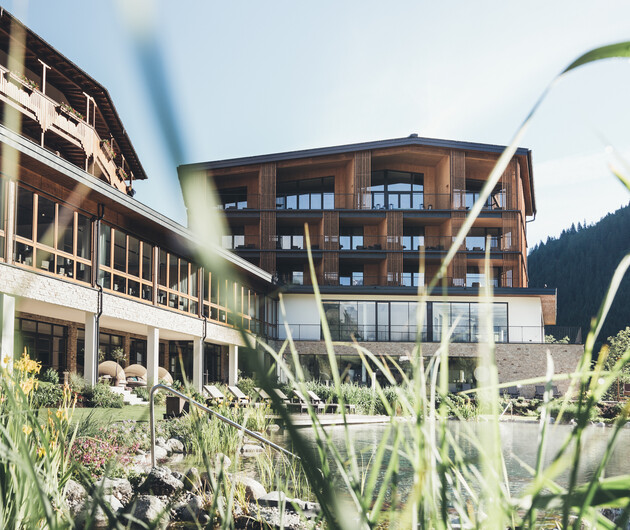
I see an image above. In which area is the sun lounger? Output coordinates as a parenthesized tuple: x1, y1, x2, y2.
(505, 386, 520, 399)
(306, 389, 356, 414)
(293, 389, 324, 413)
(255, 387, 271, 402)
(227, 385, 250, 405)
(273, 388, 291, 404)
(534, 385, 545, 399)
(203, 385, 226, 404)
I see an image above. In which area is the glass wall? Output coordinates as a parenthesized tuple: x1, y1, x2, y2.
(276, 176, 334, 210)
(323, 300, 507, 343)
(14, 185, 92, 283)
(14, 318, 67, 372)
(370, 170, 423, 209)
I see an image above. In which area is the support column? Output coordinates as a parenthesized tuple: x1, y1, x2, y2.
(84, 312, 98, 386)
(0, 294, 15, 370)
(146, 326, 159, 387)
(5, 180, 16, 263)
(192, 337, 204, 392)
(228, 345, 238, 386)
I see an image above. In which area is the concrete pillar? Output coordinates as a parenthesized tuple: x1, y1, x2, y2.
(146, 326, 159, 387)
(84, 312, 98, 386)
(192, 337, 204, 392)
(5, 180, 16, 264)
(361, 362, 367, 384)
(228, 345, 238, 386)
(0, 293, 15, 370)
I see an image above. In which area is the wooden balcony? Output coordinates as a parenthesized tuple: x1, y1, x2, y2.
(0, 66, 128, 193)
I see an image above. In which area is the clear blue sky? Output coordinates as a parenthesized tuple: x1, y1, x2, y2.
(7, 1, 630, 246)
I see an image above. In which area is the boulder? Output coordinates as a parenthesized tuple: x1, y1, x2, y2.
(95, 477, 133, 506)
(64, 479, 87, 515)
(231, 474, 267, 501)
(166, 438, 185, 453)
(126, 495, 168, 528)
(139, 466, 184, 496)
(215, 452, 232, 469)
(183, 467, 202, 491)
(153, 445, 168, 461)
(173, 493, 207, 523)
(240, 444, 264, 456)
(74, 494, 122, 528)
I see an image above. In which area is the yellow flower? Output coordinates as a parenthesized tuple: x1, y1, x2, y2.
(20, 378, 35, 395)
(2, 355, 10, 365)
(37, 446, 46, 458)
(55, 408, 68, 422)
(22, 425, 32, 436)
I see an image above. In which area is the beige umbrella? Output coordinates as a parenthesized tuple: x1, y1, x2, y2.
(158, 367, 173, 385)
(124, 364, 147, 380)
(98, 360, 125, 386)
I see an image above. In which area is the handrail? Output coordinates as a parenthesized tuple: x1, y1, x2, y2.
(499, 400, 513, 419)
(150, 383, 297, 467)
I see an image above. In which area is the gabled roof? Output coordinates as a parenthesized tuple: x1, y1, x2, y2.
(0, 8, 147, 180)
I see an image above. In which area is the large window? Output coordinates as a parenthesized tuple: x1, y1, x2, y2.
(14, 186, 92, 283)
(99, 224, 153, 301)
(0, 178, 6, 260)
(466, 228, 500, 252)
(402, 226, 425, 251)
(156, 250, 198, 314)
(466, 266, 500, 288)
(218, 187, 248, 210)
(369, 170, 423, 210)
(15, 318, 67, 371)
(339, 227, 363, 250)
(456, 181, 506, 210)
(322, 301, 507, 343)
(276, 176, 334, 210)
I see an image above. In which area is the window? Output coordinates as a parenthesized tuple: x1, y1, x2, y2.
(458, 180, 506, 210)
(466, 227, 500, 251)
(340, 227, 363, 250)
(0, 178, 5, 260)
(402, 226, 425, 251)
(339, 266, 363, 286)
(466, 266, 499, 288)
(277, 227, 304, 250)
(369, 170, 423, 210)
(15, 318, 67, 371)
(218, 187, 248, 210)
(14, 186, 92, 283)
(276, 176, 334, 210)
(99, 224, 154, 301)
(222, 226, 245, 249)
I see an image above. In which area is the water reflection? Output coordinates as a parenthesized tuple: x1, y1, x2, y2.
(270, 421, 630, 498)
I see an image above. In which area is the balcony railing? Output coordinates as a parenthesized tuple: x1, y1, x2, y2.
(221, 234, 260, 250)
(453, 190, 506, 211)
(216, 192, 453, 211)
(0, 66, 130, 193)
(277, 324, 583, 344)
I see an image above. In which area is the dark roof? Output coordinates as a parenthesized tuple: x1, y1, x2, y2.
(180, 135, 532, 171)
(0, 8, 148, 180)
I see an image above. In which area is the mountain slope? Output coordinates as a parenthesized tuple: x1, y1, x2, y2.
(527, 202, 630, 344)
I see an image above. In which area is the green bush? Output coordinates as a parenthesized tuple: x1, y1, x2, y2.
(547, 401, 599, 423)
(32, 381, 63, 408)
(237, 376, 258, 399)
(39, 367, 59, 385)
(69, 372, 87, 394)
(132, 386, 165, 405)
(597, 401, 624, 420)
(84, 383, 124, 408)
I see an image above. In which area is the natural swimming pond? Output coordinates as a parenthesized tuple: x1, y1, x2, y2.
(267, 420, 630, 498)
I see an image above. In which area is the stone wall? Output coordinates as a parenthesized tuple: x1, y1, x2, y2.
(271, 340, 583, 397)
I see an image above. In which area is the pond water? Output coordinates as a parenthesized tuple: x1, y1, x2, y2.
(267, 420, 630, 498)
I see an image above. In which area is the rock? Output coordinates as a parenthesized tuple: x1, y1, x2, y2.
(95, 477, 133, 506)
(183, 467, 202, 491)
(267, 423, 281, 432)
(231, 474, 267, 501)
(215, 452, 232, 469)
(153, 445, 168, 461)
(241, 444, 265, 456)
(166, 438, 185, 453)
(259, 491, 288, 507)
(64, 479, 87, 515)
(156, 437, 167, 448)
(74, 494, 122, 528)
(126, 495, 168, 528)
(173, 493, 206, 522)
(139, 466, 184, 496)
(171, 470, 184, 482)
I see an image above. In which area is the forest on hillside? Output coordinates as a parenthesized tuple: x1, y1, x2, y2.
(527, 202, 630, 347)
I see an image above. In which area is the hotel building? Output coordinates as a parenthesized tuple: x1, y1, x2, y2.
(180, 137, 583, 395)
(0, 9, 581, 397)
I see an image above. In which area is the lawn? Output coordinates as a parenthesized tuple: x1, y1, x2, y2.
(40, 405, 167, 424)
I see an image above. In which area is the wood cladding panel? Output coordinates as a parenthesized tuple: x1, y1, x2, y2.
(260, 252, 276, 276)
(323, 211, 339, 250)
(354, 151, 371, 209)
(451, 151, 465, 208)
(501, 160, 516, 210)
(501, 212, 520, 252)
(387, 252, 402, 285)
(386, 211, 402, 250)
(259, 163, 276, 210)
(323, 252, 338, 285)
(260, 211, 276, 250)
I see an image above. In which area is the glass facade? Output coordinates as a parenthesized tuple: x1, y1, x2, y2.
(276, 176, 334, 210)
(15, 318, 67, 372)
(369, 170, 424, 209)
(323, 300, 507, 343)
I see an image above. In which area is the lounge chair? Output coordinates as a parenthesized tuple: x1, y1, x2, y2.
(293, 389, 324, 413)
(552, 386, 561, 399)
(203, 385, 226, 404)
(534, 385, 545, 399)
(307, 389, 356, 414)
(255, 387, 271, 402)
(273, 388, 291, 404)
(227, 385, 250, 405)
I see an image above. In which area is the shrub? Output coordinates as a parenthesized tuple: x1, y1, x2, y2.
(39, 367, 59, 385)
(70, 437, 132, 479)
(546, 401, 599, 423)
(237, 376, 258, 399)
(597, 401, 624, 420)
(84, 383, 124, 408)
(32, 381, 63, 408)
(69, 372, 87, 393)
